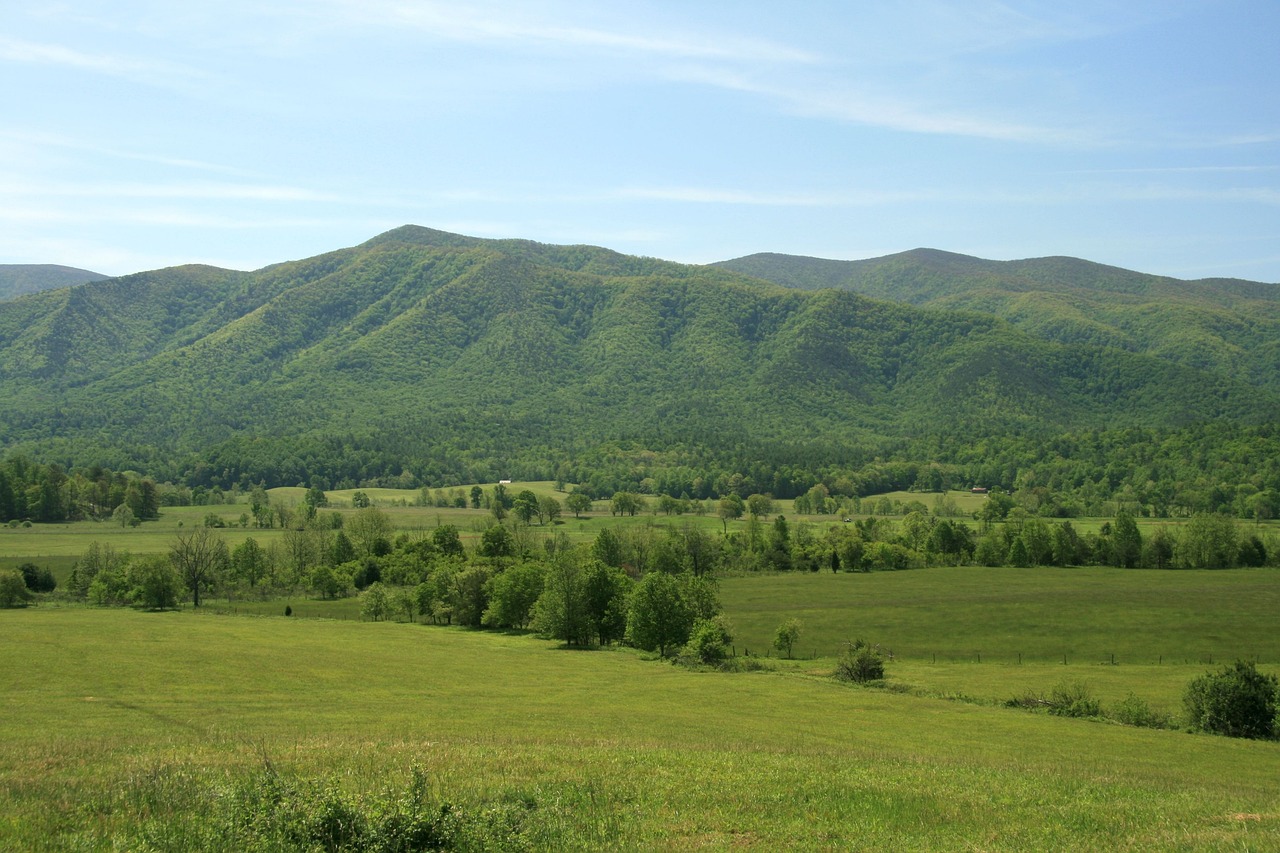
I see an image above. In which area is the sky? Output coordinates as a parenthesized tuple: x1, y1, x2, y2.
(2, 0, 1279, 281)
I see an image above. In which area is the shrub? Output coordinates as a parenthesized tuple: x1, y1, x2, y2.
(834, 639, 885, 683)
(1183, 660, 1278, 739)
(1046, 681, 1101, 718)
(682, 615, 734, 666)
(1110, 693, 1171, 729)
(0, 569, 31, 608)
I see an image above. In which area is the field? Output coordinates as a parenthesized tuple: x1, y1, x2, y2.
(3, 608, 1280, 850)
(4, 494, 1280, 848)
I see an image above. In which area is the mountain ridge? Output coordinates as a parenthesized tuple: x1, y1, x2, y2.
(0, 226, 1277, 491)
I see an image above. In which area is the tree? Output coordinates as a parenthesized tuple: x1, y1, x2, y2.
(626, 571, 692, 656)
(717, 494, 745, 533)
(1184, 660, 1278, 739)
(18, 562, 55, 593)
(469, 485, 484, 509)
(129, 555, 182, 610)
(231, 537, 268, 588)
(0, 569, 30, 608)
(533, 554, 590, 645)
(773, 618, 802, 659)
(112, 503, 139, 528)
(484, 561, 545, 629)
(360, 582, 391, 621)
(346, 506, 393, 557)
(583, 560, 631, 646)
(478, 524, 515, 559)
(431, 523, 465, 557)
(170, 526, 229, 607)
(565, 492, 592, 518)
(1112, 511, 1142, 568)
(538, 495, 562, 525)
(512, 490, 539, 525)
(746, 493, 774, 519)
(1179, 513, 1238, 569)
(611, 492, 644, 517)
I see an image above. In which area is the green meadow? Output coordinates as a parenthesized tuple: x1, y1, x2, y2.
(4, 493, 1280, 848)
(3, 608, 1279, 850)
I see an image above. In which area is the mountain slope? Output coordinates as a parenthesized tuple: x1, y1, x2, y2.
(0, 227, 1277, 489)
(713, 250, 1280, 390)
(0, 264, 109, 301)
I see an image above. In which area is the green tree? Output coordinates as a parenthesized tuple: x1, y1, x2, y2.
(533, 554, 590, 645)
(346, 506, 393, 558)
(610, 491, 644, 517)
(479, 524, 515, 559)
(1184, 660, 1278, 739)
(512, 490, 539, 525)
(1112, 511, 1142, 568)
(773, 618, 802, 659)
(538, 495, 562, 525)
(746, 493, 774, 518)
(0, 569, 30, 608)
(470, 485, 484, 509)
(129, 555, 182, 610)
(431, 524, 465, 558)
(360, 582, 391, 621)
(484, 561, 546, 629)
(231, 537, 268, 588)
(717, 494, 745, 533)
(627, 571, 692, 656)
(170, 526, 229, 607)
(1179, 513, 1238, 569)
(565, 492, 592, 518)
(583, 560, 631, 646)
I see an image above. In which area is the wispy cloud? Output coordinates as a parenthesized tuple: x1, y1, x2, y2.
(0, 177, 338, 202)
(0, 35, 201, 81)
(328, 0, 819, 64)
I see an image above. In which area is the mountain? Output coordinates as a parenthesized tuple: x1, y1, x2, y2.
(0, 226, 1277, 494)
(713, 250, 1280, 390)
(0, 264, 109, 301)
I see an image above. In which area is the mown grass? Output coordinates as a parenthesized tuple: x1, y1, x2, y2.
(719, 566, 1280, 664)
(2, 608, 1278, 850)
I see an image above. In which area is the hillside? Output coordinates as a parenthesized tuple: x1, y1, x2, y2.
(0, 226, 1278, 491)
(0, 264, 109, 301)
(714, 250, 1280, 389)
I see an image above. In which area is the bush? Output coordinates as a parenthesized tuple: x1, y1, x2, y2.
(682, 616, 734, 666)
(1110, 693, 1171, 729)
(1183, 660, 1278, 739)
(1046, 681, 1101, 718)
(0, 569, 31, 608)
(834, 639, 885, 683)
(1006, 681, 1101, 718)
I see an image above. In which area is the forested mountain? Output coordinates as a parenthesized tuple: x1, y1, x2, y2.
(713, 250, 1280, 390)
(0, 226, 1277, 508)
(0, 264, 108, 301)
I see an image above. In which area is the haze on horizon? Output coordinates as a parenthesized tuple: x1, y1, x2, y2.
(2, 1, 1278, 282)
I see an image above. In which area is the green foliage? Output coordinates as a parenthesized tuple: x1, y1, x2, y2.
(773, 618, 802, 659)
(360, 582, 391, 622)
(682, 615, 735, 666)
(129, 555, 182, 610)
(834, 639, 886, 683)
(484, 561, 545, 630)
(0, 569, 30, 607)
(1183, 660, 1278, 739)
(626, 571, 693, 656)
(1109, 693, 1172, 730)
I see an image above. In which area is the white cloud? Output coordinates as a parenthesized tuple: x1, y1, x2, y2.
(0, 35, 201, 81)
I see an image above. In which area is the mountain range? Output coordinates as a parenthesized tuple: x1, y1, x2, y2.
(0, 225, 1276, 494)
(0, 264, 108, 301)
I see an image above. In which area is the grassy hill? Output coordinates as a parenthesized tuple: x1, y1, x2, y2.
(3, 608, 1278, 849)
(1, 226, 1277, 490)
(0, 264, 108, 301)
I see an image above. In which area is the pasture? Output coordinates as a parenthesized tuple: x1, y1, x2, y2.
(2, 608, 1279, 850)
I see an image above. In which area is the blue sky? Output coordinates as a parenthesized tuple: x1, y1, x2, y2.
(2, 1, 1278, 281)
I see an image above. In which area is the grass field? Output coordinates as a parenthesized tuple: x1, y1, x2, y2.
(3, 608, 1279, 850)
